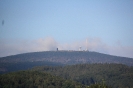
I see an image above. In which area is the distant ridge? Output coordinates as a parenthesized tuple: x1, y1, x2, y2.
(0, 51, 133, 73)
(0, 51, 133, 65)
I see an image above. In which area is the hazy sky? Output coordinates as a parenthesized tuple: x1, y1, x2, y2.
(0, 0, 133, 58)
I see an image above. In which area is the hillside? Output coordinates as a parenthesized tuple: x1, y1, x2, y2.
(32, 63, 133, 88)
(1, 63, 133, 88)
(0, 51, 133, 73)
(0, 71, 85, 88)
(0, 70, 112, 88)
(1, 51, 133, 65)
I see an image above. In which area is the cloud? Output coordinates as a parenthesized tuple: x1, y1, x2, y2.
(58, 38, 108, 53)
(0, 37, 58, 57)
(33, 37, 58, 51)
(0, 37, 133, 58)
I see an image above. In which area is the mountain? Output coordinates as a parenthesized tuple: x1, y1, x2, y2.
(0, 51, 133, 73)
(32, 63, 133, 88)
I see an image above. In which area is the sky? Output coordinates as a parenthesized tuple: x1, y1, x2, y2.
(0, 0, 133, 58)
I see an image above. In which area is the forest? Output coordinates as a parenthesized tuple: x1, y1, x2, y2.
(31, 63, 133, 88)
(0, 51, 133, 88)
(0, 61, 63, 74)
(0, 63, 133, 88)
(0, 70, 110, 88)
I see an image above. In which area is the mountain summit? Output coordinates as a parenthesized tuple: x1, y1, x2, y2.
(0, 51, 133, 73)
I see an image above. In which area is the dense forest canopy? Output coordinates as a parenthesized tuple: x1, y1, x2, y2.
(0, 70, 111, 88)
(0, 63, 133, 88)
(32, 63, 133, 88)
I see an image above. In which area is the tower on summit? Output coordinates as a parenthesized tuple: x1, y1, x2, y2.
(86, 39, 89, 51)
(79, 46, 82, 51)
(57, 48, 58, 51)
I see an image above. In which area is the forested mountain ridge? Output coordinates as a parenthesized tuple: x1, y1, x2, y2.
(0, 51, 133, 65)
(32, 63, 133, 88)
(0, 51, 133, 73)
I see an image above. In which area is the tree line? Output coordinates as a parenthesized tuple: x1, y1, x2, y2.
(32, 63, 133, 88)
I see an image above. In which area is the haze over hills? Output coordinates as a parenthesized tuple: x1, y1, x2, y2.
(0, 51, 133, 73)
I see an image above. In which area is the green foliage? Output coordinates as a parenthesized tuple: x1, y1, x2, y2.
(0, 71, 84, 88)
(87, 83, 111, 88)
(32, 63, 133, 88)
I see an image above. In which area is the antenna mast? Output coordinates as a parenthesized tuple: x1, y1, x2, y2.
(86, 39, 88, 51)
(79, 46, 82, 51)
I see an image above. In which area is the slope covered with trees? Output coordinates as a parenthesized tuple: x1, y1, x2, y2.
(0, 61, 62, 74)
(1, 51, 133, 65)
(32, 63, 133, 88)
(0, 70, 111, 88)
(0, 51, 133, 73)
(0, 71, 85, 88)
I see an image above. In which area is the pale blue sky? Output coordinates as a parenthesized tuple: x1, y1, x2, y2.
(0, 0, 133, 57)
